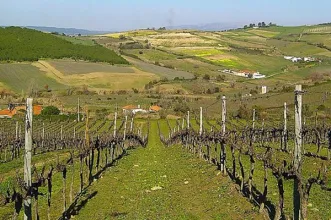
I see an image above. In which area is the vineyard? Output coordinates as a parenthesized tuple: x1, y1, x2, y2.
(1, 85, 331, 219)
(157, 88, 331, 219)
(0, 101, 148, 219)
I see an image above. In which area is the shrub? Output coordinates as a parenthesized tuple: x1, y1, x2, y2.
(41, 106, 60, 115)
(203, 74, 210, 80)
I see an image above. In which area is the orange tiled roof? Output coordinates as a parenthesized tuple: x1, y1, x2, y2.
(7, 105, 43, 116)
(150, 105, 161, 112)
(0, 109, 16, 117)
(122, 105, 138, 110)
(33, 105, 42, 115)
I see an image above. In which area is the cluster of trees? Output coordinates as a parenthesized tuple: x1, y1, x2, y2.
(243, 22, 277, 29)
(0, 27, 128, 64)
(41, 106, 60, 115)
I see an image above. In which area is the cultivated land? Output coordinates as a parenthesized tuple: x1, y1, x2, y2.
(1, 24, 331, 219)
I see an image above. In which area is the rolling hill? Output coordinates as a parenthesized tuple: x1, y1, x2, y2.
(0, 27, 128, 64)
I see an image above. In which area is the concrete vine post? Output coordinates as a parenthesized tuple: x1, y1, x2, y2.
(294, 85, 303, 220)
(77, 97, 80, 122)
(221, 96, 227, 175)
(221, 96, 226, 136)
(123, 115, 128, 141)
(283, 102, 288, 151)
(15, 121, 18, 140)
(187, 111, 190, 130)
(130, 116, 134, 133)
(24, 98, 33, 220)
(42, 122, 45, 149)
(199, 107, 203, 136)
(252, 108, 256, 129)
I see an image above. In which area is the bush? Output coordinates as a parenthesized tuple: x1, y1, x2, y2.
(203, 74, 210, 80)
(216, 75, 226, 82)
(132, 88, 139, 93)
(173, 102, 189, 114)
(237, 104, 250, 119)
(41, 106, 60, 115)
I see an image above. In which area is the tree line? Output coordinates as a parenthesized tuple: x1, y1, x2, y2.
(0, 27, 129, 64)
(243, 22, 277, 29)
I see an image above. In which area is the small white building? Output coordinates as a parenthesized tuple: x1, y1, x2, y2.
(261, 86, 267, 94)
(304, 57, 316, 62)
(122, 105, 147, 115)
(252, 73, 266, 79)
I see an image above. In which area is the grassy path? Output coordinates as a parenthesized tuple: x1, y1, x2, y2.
(77, 121, 264, 219)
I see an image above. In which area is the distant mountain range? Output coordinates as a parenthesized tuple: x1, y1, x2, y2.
(25, 26, 113, 35)
(0, 26, 111, 35)
(166, 22, 244, 31)
(1, 22, 244, 35)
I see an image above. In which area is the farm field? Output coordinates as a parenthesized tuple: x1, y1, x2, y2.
(36, 60, 158, 91)
(0, 63, 67, 93)
(47, 60, 134, 75)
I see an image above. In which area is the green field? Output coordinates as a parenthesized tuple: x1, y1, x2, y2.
(0, 63, 67, 93)
(57, 35, 96, 46)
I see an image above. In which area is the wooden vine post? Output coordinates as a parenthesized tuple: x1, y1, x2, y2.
(24, 98, 33, 220)
(283, 102, 288, 151)
(294, 85, 303, 220)
(113, 110, 117, 138)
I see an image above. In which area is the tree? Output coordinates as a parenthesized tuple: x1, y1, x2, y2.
(237, 104, 250, 119)
(132, 88, 139, 93)
(41, 106, 60, 115)
(244, 25, 248, 29)
(119, 35, 126, 40)
(203, 74, 210, 80)
(258, 22, 262, 27)
(44, 84, 49, 92)
(216, 75, 225, 82)
(262, 22, 266, 27)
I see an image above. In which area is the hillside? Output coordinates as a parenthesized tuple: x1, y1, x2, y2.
(0, 27, 128, 64)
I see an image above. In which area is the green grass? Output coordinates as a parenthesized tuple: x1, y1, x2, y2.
(0, 63, 67, 93)
(123, 49, 178, 62)
(179, 48, 224, 57)
(267, 39, 328, 56)
(57, 35, 96, 46)
(76, 121, 264, 219)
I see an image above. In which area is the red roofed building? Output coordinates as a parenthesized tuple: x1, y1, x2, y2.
(0, 104, 43, 118)
(149, 105, 162, 112)
(0, 109, 17, 118)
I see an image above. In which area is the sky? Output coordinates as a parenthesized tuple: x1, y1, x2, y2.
(1, 0, 331, 31)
